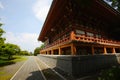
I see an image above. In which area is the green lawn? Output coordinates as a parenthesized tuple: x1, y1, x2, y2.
(0, 55, 28, 80)
(0, 55, 27, 67)
(0, 75, 12, 80)
(11, 56, 28, 62)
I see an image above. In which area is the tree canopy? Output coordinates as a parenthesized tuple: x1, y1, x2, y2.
(0, 23, 5, 45)
(0, 23, 5, 55)
(105, 0, 120, 11)
(34, 44, 45, 56)
(3, 43, 21, 59)
(0, 22, 30, 60)
(34, 47, 40, 56)
(20, 50, 30, 56)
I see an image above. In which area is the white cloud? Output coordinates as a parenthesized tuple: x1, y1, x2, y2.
(4, 32, 42, 52)
(33, 0, 52, 22)
(0, 2, 4, 9)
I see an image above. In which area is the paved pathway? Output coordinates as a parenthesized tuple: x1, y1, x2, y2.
(36, 56, 66, 80)
(11, 56, 45, 80)
(9, 56, 98, 80)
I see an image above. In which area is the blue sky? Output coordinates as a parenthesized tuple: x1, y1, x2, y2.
(0, 0, 52, 52)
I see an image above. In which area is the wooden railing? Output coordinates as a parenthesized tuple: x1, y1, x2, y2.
(44, 36, 70, 49)
(74, 35, 120, 46)
(42, 31, 120, 50)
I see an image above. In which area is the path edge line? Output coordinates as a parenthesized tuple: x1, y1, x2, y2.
(10, 57, 28, 80)
(34, 57, 47, 80)
(37, 57, 67, 80)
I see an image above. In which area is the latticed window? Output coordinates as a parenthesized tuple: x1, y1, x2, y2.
(96, 34, 101, 38)
(86, 32, 94, 37)
(76, 29, 85, 35)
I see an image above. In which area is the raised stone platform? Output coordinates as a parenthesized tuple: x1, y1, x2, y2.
(38, 54, 120, 78)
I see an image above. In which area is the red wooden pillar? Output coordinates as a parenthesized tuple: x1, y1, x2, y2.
(70, 31, 75, 40)
(51, 50, 54, 55)
(71, 43, 76, 55)
(47, 51, 48, 55)
(112, 47, 116, 54)
(91, 46, 94, 55)
(59, 47, 62, 55)
(104, 47, 107, 54)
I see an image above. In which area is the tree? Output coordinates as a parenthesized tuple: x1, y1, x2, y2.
(3, 43, 21, 60)
(34, 44, 45, 56)
(0, 22, 5, 55)
(20, 50, 30, 56)
(34, 47, 40, 56)
(105, 0, 120, 11)
(0, 22, 26, 59)
(0, 23, 5, 44)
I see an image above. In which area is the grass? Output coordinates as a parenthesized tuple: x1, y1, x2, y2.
(11, 56, 28, 62)
(0, 71, 5, 75)
(0, 55, 28, 67)
(0, 67, 4, 75)
(0, 75, 12, 80)
(0, 55, 28, 80)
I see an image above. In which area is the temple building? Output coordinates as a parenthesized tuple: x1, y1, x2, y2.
(38, 0, 120, 55)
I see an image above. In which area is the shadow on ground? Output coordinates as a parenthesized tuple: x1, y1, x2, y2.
(26, 71, 44, 80)
(26, 68, 64, 80)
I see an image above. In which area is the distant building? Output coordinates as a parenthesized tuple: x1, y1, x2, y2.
(38, 0, 120, 55)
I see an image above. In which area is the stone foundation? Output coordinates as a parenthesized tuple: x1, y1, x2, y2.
(38, 54, 120, 77)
